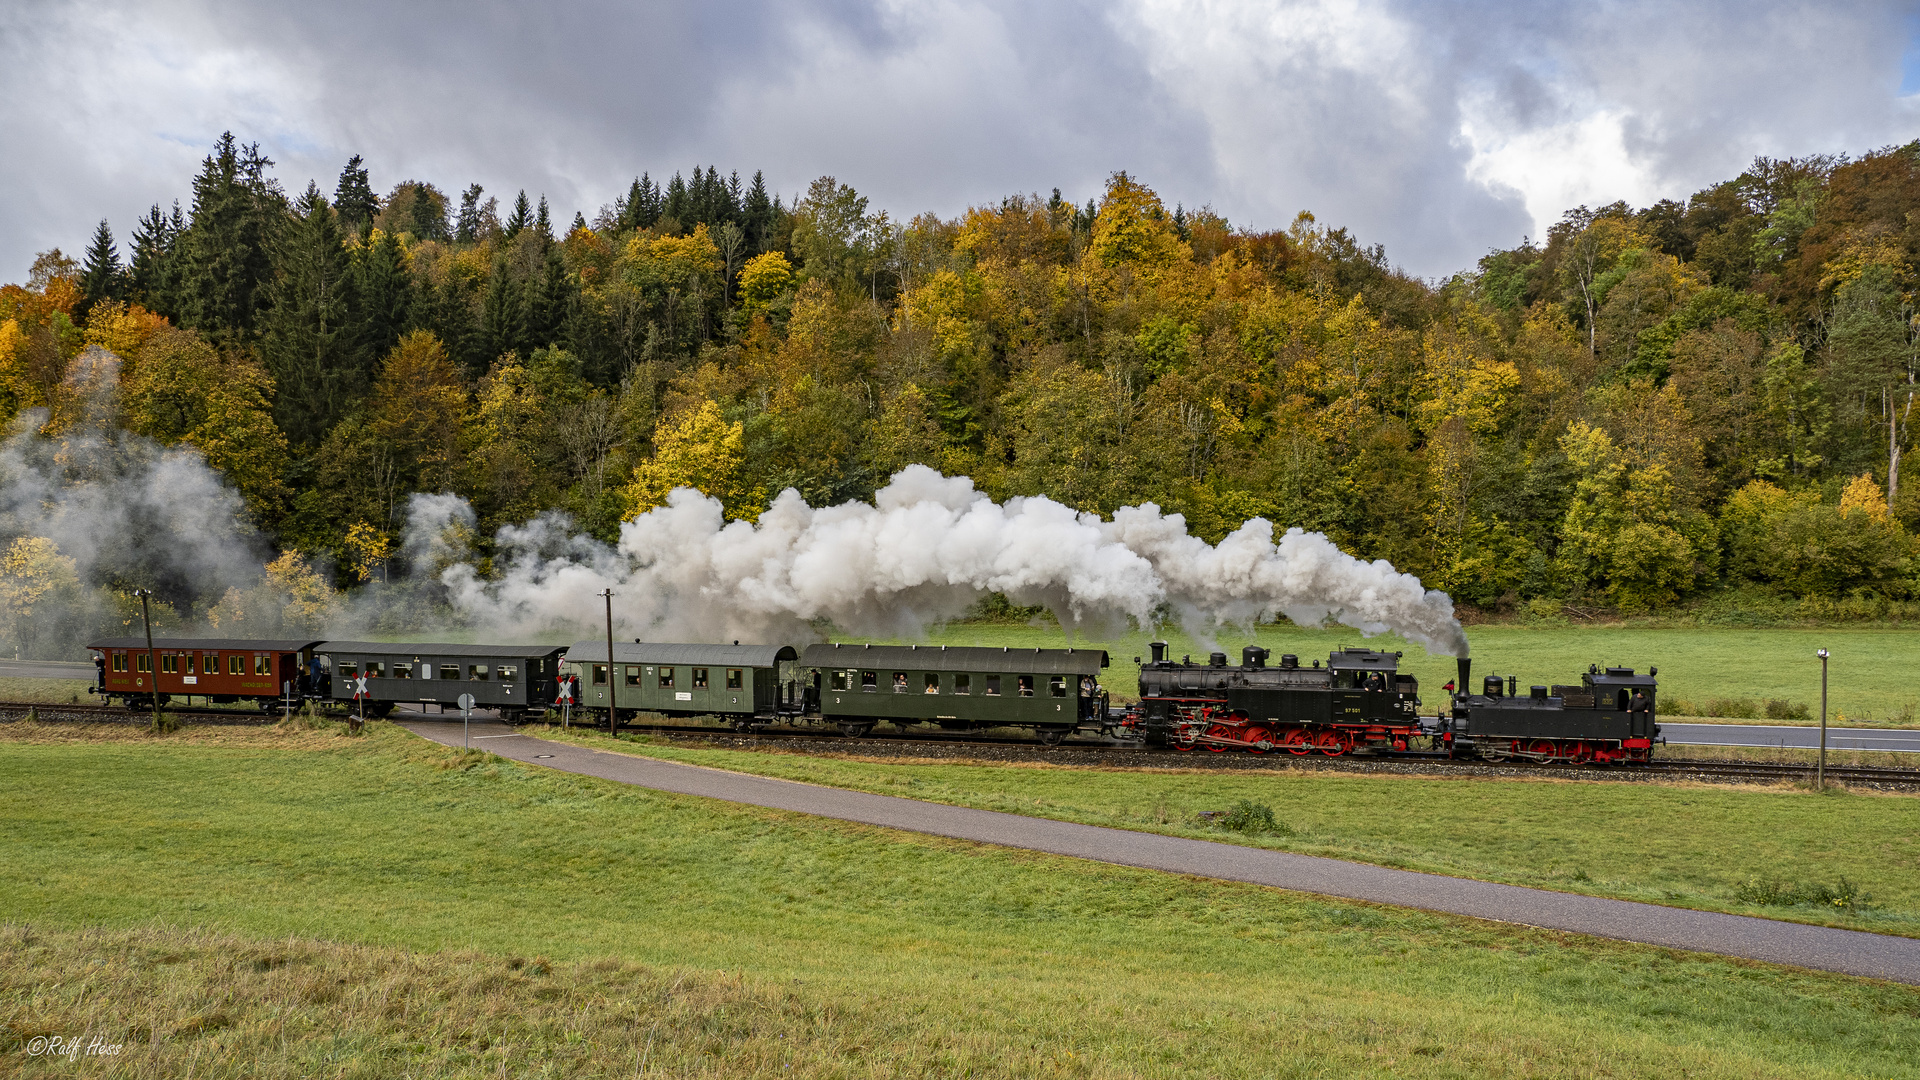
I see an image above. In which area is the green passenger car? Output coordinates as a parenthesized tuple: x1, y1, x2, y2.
(563, 641, 800, 725)
(799, 643, 1109, 742)
(314, 641, 567, 723)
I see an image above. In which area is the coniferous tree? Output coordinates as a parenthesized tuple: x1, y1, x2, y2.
(128, 203, 178, 314)
(334, 155, 379, 235)
(422, 273, 484, 377)
(482, 255, 522, 363)
(176, 132, 285, 342)
(571, 211, 587, 234)
(744, 171, 775, 252)
(354, 227, 413, 363)
(521, 246, 571, 352)
(632, 174, 662, 229)
(662, 173, 688, 231)
(260, 183, 360, 445)
(534, 195, 553, 243)
(504, 191, 531, 239)
(76, 219, 125, 324)
(456, 184, 485, 242)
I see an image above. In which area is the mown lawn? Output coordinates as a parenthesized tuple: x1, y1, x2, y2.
(542, 726, 1920, 937)
(1, 721, 1917, 1078)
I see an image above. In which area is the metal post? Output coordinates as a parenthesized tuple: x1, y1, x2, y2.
(135, 589, 161, 732)
(1817, 648, 1829, 791)
(602, 588, 618, 735)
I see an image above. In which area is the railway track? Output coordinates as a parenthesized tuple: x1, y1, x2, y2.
(6, 702, 1919, 787)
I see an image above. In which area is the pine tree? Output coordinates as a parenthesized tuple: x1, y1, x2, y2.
(534, 195, 552, 243)
(456, 184, 485, 242)
(745, 171, 774, 252)
(482, 254, 522, 363)
(129, 203, 178, 314)
(77, 219, 125, 324)
(504, 191, 531, 239)
(662, 173, 688, 231)
(423, 273, 484, 377)
(521, 246, 571, 352)
(354, 227, 413, 364)
(260, 183, 361, 445)
(176, 132, 286, 342)
(635, 174, 661, 229)
(571, 211, 588, 235)
(334, 155, 379, 235)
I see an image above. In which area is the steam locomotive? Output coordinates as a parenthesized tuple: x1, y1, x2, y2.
(1127, 643, 1660, 763)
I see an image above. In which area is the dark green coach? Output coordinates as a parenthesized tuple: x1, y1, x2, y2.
(563, 641, 801, 726)
(314, 641, 567, 723)
(799, 642, 1109, 742)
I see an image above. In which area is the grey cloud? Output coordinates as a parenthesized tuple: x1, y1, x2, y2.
(3, 0, 1918, 281)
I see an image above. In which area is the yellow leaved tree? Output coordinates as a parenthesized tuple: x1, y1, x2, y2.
(622, 400, 765, 522)
(343, 523, 392, 584)
(0, 537, 80, 659)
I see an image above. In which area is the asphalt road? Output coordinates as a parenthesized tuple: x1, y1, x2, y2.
(1664, 721, 1920, 753)
(401, 717, 1920, 985)
(0, 659, 95, 680)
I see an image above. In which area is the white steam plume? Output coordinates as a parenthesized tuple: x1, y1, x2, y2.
(429, 465, 1469, 656)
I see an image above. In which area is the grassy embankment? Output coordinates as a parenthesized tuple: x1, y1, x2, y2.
(533, 725, 1920, 937)
(3, 720, 1918, 1077)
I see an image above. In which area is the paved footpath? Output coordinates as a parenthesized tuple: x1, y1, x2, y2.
(1664, 721, 1920, 754)
(401, 718, 1920, 985)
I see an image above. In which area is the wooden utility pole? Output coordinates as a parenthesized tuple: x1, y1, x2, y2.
(602, 589, 618, 735)
(135, 589, 161, 733)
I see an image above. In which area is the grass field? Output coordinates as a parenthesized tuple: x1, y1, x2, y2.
(535, 726, 1920, 937)
(4, 721, 1919, 1077)
(852, 622, 1920, 724)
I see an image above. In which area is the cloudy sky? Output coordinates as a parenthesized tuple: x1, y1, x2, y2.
(4, 0, 1919, 281)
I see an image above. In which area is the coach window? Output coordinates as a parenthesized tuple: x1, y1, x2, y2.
(367, 662, 385, 677)
(1017, 675, 1035, 697)
(469, 665, 490, 681)
(184, 654, 196, 674)
(339, 662, 359, 679)
(255, 655, 272, 675)
(161, 654, 178, 674)
(394, 663, 412, 679)
(625, 666, 642, 687)
(830, 670, 849, 691)
(439, 664, 460, 680)
(658, 667, 675, 689)
(861, 671, 877, 691)
(226, 655, 242, 675)
(693, 667, 709, 689)
(1049, 676, 1067, 698)
(954, 673, 971, 695)
(136, 654, 151, 673)
(112, 652, 127, 672)
(726, 668, 743, 690)
(498, 665, 517, 680)
(203, 653, 218, 673)
(591, 664, 607, 686)
(924, 673, 940, 694)
(984, 675, 1001, 696)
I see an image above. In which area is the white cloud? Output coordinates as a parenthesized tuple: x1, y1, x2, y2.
(1458, 105, 1663, 240)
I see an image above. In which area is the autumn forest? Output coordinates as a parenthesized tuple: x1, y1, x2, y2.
(4, 134, 1919, 630)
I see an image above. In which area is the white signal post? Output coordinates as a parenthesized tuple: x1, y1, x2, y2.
(1816, 648, 1829, 791)
(557, 673, 574, 729)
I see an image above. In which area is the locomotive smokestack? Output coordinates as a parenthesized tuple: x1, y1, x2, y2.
(1149, 641, 1166, 665)
(1456, 657, 1471, 696)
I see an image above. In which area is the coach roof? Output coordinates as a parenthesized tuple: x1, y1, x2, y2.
(87, 637, 325, 653)
(315, 641, 567, 659)
(800, 642, 1108, 675)
(565, 641, 799, 667)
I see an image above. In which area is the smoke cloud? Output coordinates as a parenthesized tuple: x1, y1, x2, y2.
(427, 465, 1470, 656)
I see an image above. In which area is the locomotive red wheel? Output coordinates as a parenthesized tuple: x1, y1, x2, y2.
(1172, 737, 1196, 752)
(1204, 723, 1233, 752)
(1530, 739, 1557, 761)
(1243, 727, 1271, 754)
(1282, 729, 1311, 755)
(1315, 729, 1349, 757)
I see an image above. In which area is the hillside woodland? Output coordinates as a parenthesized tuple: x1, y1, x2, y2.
(2, 135, 1917, 638)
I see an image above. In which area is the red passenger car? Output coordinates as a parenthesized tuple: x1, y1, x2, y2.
(87, 637, 324, 711)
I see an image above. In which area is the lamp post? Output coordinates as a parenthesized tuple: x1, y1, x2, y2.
(602, 588, 617, 736)
(1816, 648, 1829, 792)
(133, 589, 160, 733)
